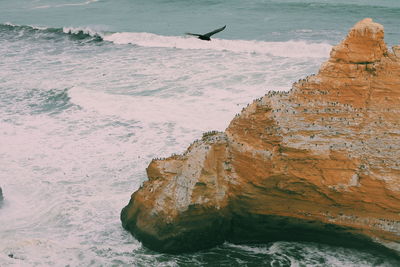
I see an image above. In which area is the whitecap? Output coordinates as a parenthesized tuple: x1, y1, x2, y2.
(33, 0, 99, 9)
(103, 32, 332, 58)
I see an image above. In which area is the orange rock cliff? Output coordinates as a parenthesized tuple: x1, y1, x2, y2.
(121, 18, 400, 256)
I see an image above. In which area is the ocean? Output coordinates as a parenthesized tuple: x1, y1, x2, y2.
(0, 0, 399, 266)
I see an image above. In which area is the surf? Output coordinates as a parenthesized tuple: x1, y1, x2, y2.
(0, 23, 103, 42)
(0, 23, 331, 58)
(103, 31, 332, 58)
(68, 86, 237, 131)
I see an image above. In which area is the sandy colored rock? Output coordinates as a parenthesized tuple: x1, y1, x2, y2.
(121, 18, 400, 256)
(329, 18, 387, 64)
(393, 45, 400, 58)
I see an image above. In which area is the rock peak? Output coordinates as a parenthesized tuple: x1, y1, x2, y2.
(330, 18, 387, 63)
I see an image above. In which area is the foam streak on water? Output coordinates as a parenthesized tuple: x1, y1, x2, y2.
(33, 0, 99, 9)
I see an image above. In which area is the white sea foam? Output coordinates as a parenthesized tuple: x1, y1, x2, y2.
(2, 22, 331, 59)
(224, 242, 391, 267)
(4, 22, 17, 27)
(33, 0, 99, 9)
(68, 86, 236, 131)
(104, 32, 332, 58)
(0, 110, 149, 265)
(62, 26, 103, 37)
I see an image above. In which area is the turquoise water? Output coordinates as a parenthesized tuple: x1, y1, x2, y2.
(0, 0, 399, 266)
(2, 0, 400, 45)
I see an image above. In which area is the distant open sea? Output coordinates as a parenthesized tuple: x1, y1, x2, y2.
(0, 0, 399, 266)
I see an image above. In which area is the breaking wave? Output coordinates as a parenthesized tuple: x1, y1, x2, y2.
(104, 32, 332, 58)
(0, 23, 103, 42)
(1, 23, 331, 58)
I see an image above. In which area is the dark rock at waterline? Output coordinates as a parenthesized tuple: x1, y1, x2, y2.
(121, 202, 231, 253)
(0, 187, 3, 206)
(121, 200, 400, 259)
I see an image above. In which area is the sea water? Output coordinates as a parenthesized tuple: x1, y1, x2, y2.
(0, 0, 399, 266)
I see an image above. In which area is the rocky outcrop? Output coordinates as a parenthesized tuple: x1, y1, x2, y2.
(121, 18, 400, 256)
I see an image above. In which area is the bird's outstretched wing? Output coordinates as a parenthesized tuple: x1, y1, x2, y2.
(185, 32, 202, 37)
(203, 25, 226, 38)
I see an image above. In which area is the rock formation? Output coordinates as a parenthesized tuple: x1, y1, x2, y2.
(121, 18, 400, 256)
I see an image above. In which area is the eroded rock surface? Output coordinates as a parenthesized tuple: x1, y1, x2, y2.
(121, 18, 400, 255)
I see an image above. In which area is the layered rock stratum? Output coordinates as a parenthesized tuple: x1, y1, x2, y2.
(121, 18, 400, 256)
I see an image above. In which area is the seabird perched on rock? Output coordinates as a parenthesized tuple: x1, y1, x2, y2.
(186, 25, 226, 41)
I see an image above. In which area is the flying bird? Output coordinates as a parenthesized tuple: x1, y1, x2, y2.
(185, 25, 226, 41)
